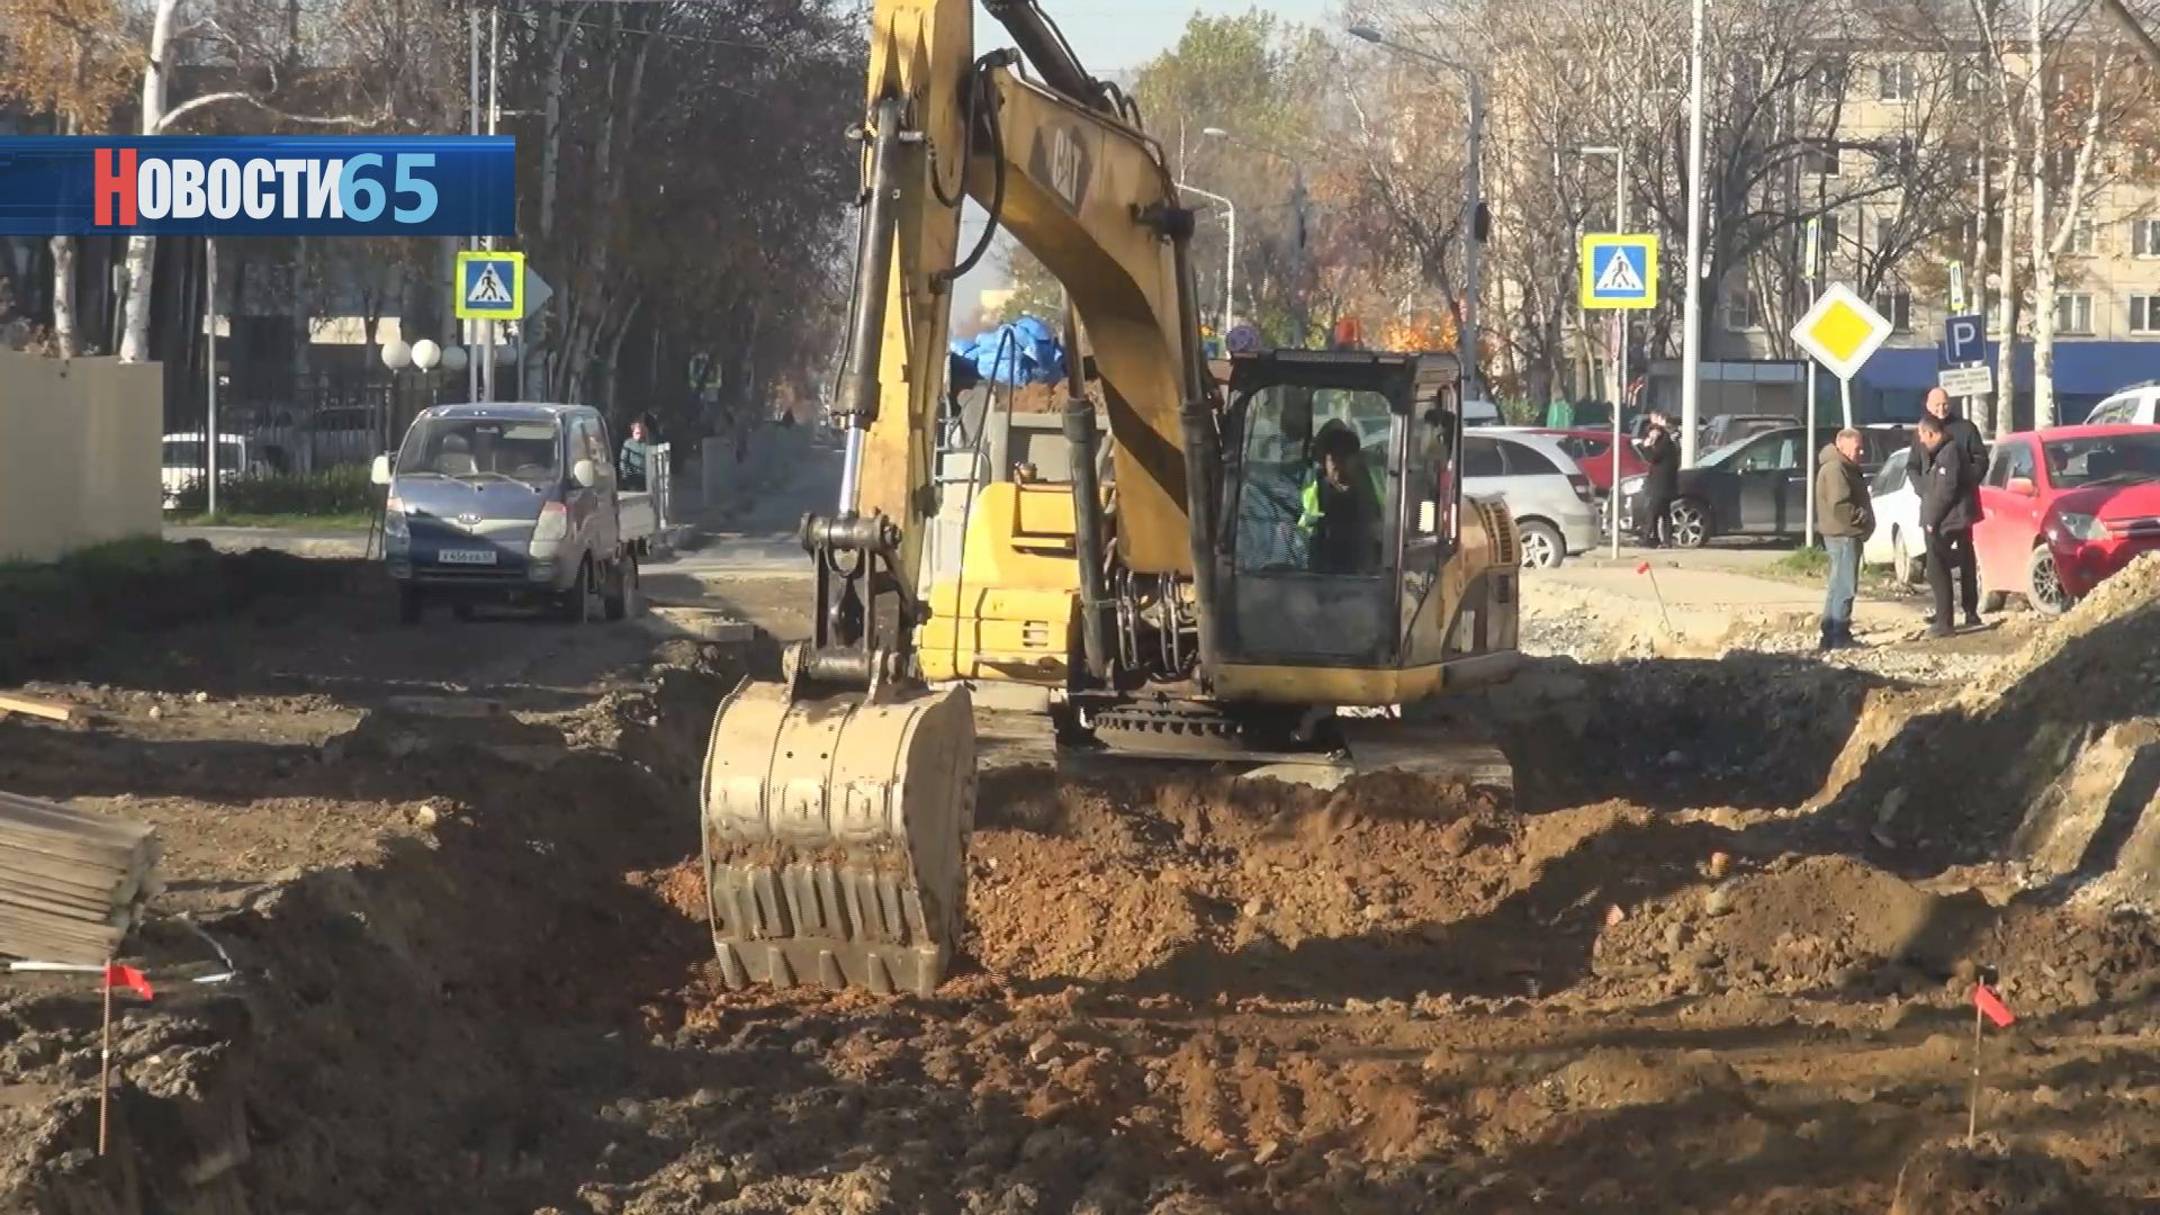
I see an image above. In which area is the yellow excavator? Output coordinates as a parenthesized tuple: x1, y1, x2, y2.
(700, 0, 1524, 996)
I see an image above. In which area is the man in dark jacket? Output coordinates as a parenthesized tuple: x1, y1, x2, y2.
(1917, 414, 1980, 637)
(1911, 388, 1986, 625)
(1632, 411, 1680, 546)
(1815, 427, 1875, 651)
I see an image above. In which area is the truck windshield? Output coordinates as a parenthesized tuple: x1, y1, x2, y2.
(397, 418, 562, 483)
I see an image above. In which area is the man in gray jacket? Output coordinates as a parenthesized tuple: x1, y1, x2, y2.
(1815, 427, 1875, 651)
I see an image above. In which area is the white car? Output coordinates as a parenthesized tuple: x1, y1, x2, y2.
(2082, 384, 2160, 427)
(1862, 442, 1987, 586)
(161, 432, 272, 510)
(1463, 430, 1600, 568)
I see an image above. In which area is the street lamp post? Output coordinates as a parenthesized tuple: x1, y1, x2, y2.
(1200, 126, 1309, 344)
(1175, 181, 1238, 332)
(1345, 25, 1486, 406)
(1680, 0, 1708, 467)
(1577, 143, 1627, 557)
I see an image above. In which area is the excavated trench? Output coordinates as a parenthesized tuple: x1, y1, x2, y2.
(10, 558, 2160, 1212)
(0, 656, 740, 1215)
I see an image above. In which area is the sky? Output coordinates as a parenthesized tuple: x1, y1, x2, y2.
(976, 1, 1337, 74)
(953, 1, 1340, 313)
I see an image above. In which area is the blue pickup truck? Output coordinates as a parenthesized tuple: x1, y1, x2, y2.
(371, 403, 657, 624)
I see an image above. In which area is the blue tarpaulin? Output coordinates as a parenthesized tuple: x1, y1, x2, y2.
(950, 315, 1067, 386)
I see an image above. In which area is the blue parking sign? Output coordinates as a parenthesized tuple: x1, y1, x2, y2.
(1942, 312, 1985, 365)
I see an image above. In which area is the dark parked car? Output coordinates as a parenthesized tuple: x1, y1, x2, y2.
(1617, 424, 1908, 547)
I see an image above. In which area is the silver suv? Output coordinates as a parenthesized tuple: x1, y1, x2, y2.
(1465, 430, 1601, 568)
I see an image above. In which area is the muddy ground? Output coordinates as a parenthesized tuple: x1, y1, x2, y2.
(1, 548, 2157, 1213)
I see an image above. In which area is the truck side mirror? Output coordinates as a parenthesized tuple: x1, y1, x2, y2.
(572, 458, 599, 489)
(370, 454, 392, 486)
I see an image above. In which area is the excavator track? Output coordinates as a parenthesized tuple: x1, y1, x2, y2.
(700, 680, 976, 997)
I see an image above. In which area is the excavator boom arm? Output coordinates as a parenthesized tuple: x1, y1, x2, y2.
(850, 0, 1208, 591)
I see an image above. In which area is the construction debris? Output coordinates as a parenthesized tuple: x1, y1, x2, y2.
(0, 791, 160, 965)
(0, 693, 72, 723)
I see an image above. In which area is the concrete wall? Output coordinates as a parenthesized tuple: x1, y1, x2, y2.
(0, 353, 163, 563)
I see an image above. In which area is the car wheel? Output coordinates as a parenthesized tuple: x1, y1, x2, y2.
(560, 559, 595, 624)
(1890, 528, 1923, 588)
(1517, 520, 1564, 569)
(2026, 544, 2075, 617)
(1667, 499, 1710, 549)
(604, 554, 640, 621)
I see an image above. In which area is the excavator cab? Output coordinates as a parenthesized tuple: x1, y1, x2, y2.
(1208, 349, 1519, 708)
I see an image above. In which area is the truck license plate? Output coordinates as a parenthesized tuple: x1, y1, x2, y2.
(437, 548, 497, 566)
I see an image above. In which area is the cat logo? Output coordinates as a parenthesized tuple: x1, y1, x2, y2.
(1028, 125, 1090, 214)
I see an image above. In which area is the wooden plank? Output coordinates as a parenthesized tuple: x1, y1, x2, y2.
(0, 792, 158, 843)
(0, 695, 72, 723)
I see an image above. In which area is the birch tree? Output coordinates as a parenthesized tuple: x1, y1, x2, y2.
(0, 0, 135, 355)
(2028, 19, 2124, 426)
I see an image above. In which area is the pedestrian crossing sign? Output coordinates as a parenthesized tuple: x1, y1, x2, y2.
(1579, 233, 1659, 310)
(455, 251, 525, 320)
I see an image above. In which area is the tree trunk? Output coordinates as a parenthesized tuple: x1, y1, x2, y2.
(50, 237, 78, 358)
(1996, 153, 2020, 437)
(2028, 0, 2054, 429)
(49, 108, 80, 359)
(119, 0, 183, 363)
(538, 4, 589, 243)
(290, 235, 312, 412)
(1973, 145, 1992, 436)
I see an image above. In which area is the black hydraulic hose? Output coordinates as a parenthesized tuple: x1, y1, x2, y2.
(935, 59, 1008, 290)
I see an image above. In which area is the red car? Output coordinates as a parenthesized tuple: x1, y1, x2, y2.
(1974, 424, 2160, 615)
(1499, 427, 1647, 494)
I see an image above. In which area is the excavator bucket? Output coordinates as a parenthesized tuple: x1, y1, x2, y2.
(700, 679, 976, 997)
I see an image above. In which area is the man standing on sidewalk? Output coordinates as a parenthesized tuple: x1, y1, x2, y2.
(1911, 388, 1986, 626)
(1815, 427, 1875, 651)
(1917, 415, 1980, 638)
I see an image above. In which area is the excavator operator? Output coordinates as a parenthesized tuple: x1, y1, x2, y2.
(1299, 419, 1381, 575)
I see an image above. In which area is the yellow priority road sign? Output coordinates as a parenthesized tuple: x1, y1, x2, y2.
(1790, 283, 1892, 381)
(455, 250, 525, 321)
(1579, 233, 1659, 310)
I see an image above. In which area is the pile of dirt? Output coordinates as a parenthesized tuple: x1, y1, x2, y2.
(0, 542, 361, 685)
(967, 769, 1524, 991)
(1890, 1139, 2126, 1214)
(1812, 551, 2160, 907)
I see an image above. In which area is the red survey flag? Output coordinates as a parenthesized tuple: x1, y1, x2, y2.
(1635, 561, 1651, 574)
(103, 964, 154, 1001)
(1973, 982, 2014, 1028)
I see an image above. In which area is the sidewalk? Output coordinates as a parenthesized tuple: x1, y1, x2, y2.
(1536, 550, 1928, 653)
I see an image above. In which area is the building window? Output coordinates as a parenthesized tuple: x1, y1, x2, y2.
(1953, 61, 1987, 97)
(1810, 213, 1841, 274)
(2131, 295, 2160, 334)
(1878, 61, 1916, 101)
(1805, 61, 1847, 101)
(2134, 219, 2160, 258)
(1804, 142, 1841, 176)
(1723, 290, 1760, 331)
(1875, 212, 1900, 253)
(1874, 290, 1913, 332)
(2056, 292, 2094, 335)
(2068, 218, 2095, 255)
